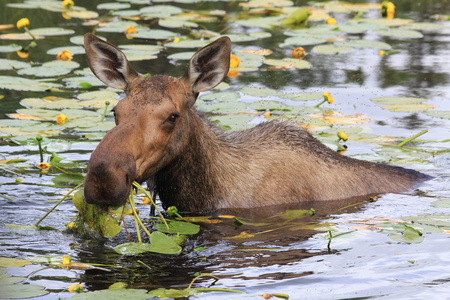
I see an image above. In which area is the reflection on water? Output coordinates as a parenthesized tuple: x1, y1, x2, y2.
(1, 0, 450, 299)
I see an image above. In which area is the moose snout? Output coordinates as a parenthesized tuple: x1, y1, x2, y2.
(84, 152, 136, 207)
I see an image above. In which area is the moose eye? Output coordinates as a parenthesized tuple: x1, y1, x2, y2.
(167, 113, 179, 125)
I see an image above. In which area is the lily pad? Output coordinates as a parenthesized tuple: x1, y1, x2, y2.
(402, 22, 449, 31)
(197, 91, 241, 104)
(283, 35, 327, 46)
(71, 289, 149, 300)
(0, 257, 31, 268)
(159, 18, 198, 28)
(0, 284, 49, 299)
(423, 111, 450, 119)
(20, 98, 79, 109)
(140, 5, 183, 18)
(312, 44, 353, 54)
(97, 2, 131, 10)
(402, 214, 450, 227)
(47, 46, 85, 56)
(241, 86, 283, 98)
(168, 51, 196, 60)
(431, 199, 450, 208)
(388, 226, 424, 243)
(0, 44, 22, 53)
(338, 39, 392, 50)
(18, 60, 79, 77)
(370, 96, 427, 105)
(375, 28, 423, 39)
(129, 29, 180, 40)
(381, 104, 436, 112)
(0, 76, 61, 92)
(264, 58, 311, 69)
(114, 232, 182, 255)
(0, 59, 30, 71)
(29, 27, 74, 36)
(165, 39, 209, 49)
(154, 220, 200, 235)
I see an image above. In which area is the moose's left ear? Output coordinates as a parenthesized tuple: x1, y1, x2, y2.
(182, 36, 231, 97)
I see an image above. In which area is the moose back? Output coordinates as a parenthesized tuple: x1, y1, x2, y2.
(83, 33, 430, 213)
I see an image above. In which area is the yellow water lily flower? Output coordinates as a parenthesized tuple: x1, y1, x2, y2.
(37, 162, 51, 170)
(230, 54, 240, 68)
(323, 91, 333, 104)
(62, 255, 71, 265)
(16, 49, 29, 58)
(68, 283, 83, 293)
(62, 0, 74, 10)
(16, 18, 30, 29)
(337, 130, 348, 141)
(56, 114, 67, 125)
(386, 2, 395, 19)
(227, 70, 239, 78)
(326, 17, 337, 25)
(291, 47, 306, 59)
(379, 50, 385, 57)
(142, 197, 151, 205)
(125, 25, 137, 35)
(57, 50, 72, 61)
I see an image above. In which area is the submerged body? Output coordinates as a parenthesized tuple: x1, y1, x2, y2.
(83, 34, 430, 213)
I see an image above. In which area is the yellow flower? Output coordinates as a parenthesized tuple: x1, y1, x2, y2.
(323, 91, 333, 104)
(263, 111, 271, 118)
(62, 12, 71, 20)
(326, 17, 337, 25)
(67, 222, 74, 229)
(125, 25, 137, 35)
(291, 47, 306, 59)
(16, 49, 29, 58)
(68, 283, 83, 293)
(229, 54, 240, 68)
(142, 197, 151, 205)
(38, 162, 51, 170)
(56, 114, 67, 125)
(57, 50, 72, 61)
(62, 255, 71, 265)
(16, 18, 30, 29)
(15, 178, 23, 184)
(227, 70, 239, 78)
(62, 0, 74, 10)
(379, 50, 385, 57)
(173, 37, 180, 43)
(386, 2, 395, 19)
(337, 130, 348, 141)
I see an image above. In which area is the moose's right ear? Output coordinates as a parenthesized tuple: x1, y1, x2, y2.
(84, 33, 141, 91)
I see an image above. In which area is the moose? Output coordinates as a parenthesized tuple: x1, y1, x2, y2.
(83, 33, 430, 213)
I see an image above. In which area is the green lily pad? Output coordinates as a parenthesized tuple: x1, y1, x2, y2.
(0, 44, 22, 53)
(197, 101, 248, 113)
(119, 44, 163, 53)
(337, 22, 384, 33)
(375, 28, 423, 39)
(47, 46, 85, 56)
(370, 96, 427, 105)
(381, 104, 436, 112)
(431, 199, 450, 208)
(312, 44, 353, 54)
(388, 226, 424, 243)
(0, 59, 30, 70)
(140, 5, 183, 18)
(0, 76, 61, 91)
(0, 33, 44, 40)
(114, 232, 182, 255)
(197, 91, 241, 104)
(236, 16, 285, 29)
(97, 2, 131, 10)
(165, 39, 209, 48)
(338, 39, 392, 50)
(281, 92, 323, 101)
(159, 18, 198, 28)
(63, 76, 106, 88)
(423, 111, 450, 119)
(402, 214, 450, 227)
(210, 114, 254, 131)
(264, 58, 311, 69)
(154, 220, 200, 235)
(361, 18, 414, 27)
(29, 27, 74, 36)
(0, 283, 49, 299)
(234, 51, 265, 68)
(402, 22, 449, 30)
(130, 29, 180, 40)
(96, 21, 139, 33)
(168, 51, 196, 60)
(0, 257, 31, 268)
(71, 288, 149, 300)
(283, 36, 327, 46)
(78, 90, 119, 101)
(0, 274, 27, 285)
(241, 86, 283, 98)
(65, 10, 99, 19)
(18, 61, 79, 77)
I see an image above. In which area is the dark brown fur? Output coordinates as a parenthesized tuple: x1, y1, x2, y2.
(83, 33, 430, 213)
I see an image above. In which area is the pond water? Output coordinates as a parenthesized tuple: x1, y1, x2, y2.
(1, 0, 450, 299)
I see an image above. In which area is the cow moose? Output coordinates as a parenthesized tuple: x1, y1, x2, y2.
(83, 33, 430, 213)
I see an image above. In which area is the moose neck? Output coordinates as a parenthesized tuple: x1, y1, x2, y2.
(154, 109, 234, 212)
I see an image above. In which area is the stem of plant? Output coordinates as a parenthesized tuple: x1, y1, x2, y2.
(101, 101, 110, 122)
(36, 135, 44, 163)
(132, 181, 169, 230)
(315, 99, 326, 107)
(128, 192, 142, 243)
(24, 27, 37, 41)
(128, 187, 152, 239)
(35, 182, 84, 227)
(398, 129, 428, 147)
(187, 274, 220, 289)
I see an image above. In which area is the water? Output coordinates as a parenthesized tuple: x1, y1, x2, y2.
(1, 0, 450, 299)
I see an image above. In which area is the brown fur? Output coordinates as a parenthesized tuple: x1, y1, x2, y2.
(83, 33, 430, 213)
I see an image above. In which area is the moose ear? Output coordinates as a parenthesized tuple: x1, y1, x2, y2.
(182, 36, 231, 95)
(84, 33, 141, 91)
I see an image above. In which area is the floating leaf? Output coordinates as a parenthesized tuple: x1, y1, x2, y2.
(375, 28, 423, 39)
(0, 257, 31, 268)
(197, 91, 241, 104)
(29, 27, 74, 36)
(338, 39, 392, 50)
(0, 44, 22, 53)
(0, 274, 27, 285)
(361, 18, 414, 27)
(165, 39, 209, 48)
(70, 288, 149, 300)
(154, 220, 200, 235)
(130, 29, 180, 40)
(0, 59, 30, 70)
(283, 35, 327, 46)
(0, 283, 49, 299)
(114, 232, 182, 255)
(140, 5, 183, 18)
(97, 2, 131, 10)
(381, 104, 436, 112)
(312, 44, 353, 54)
(159, 18, 198, 28)
(0, 76, 61, 91)
(0, 33, 44, 40)
(264, 58, 311, 69)
(66, 10, 99, 19)
(423, 111, 450, 119)
(370, 96, 427, 105)
(402, 22, 449, 31)
(47, 46, 85, 56)
(168, 51, 195, 60)
(388, 226, 424, 243)
(431, 199, 450, 208)
(402, 214, 450, 227)
(18, 61, 79, 77)
(210, 114, 254, 131)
